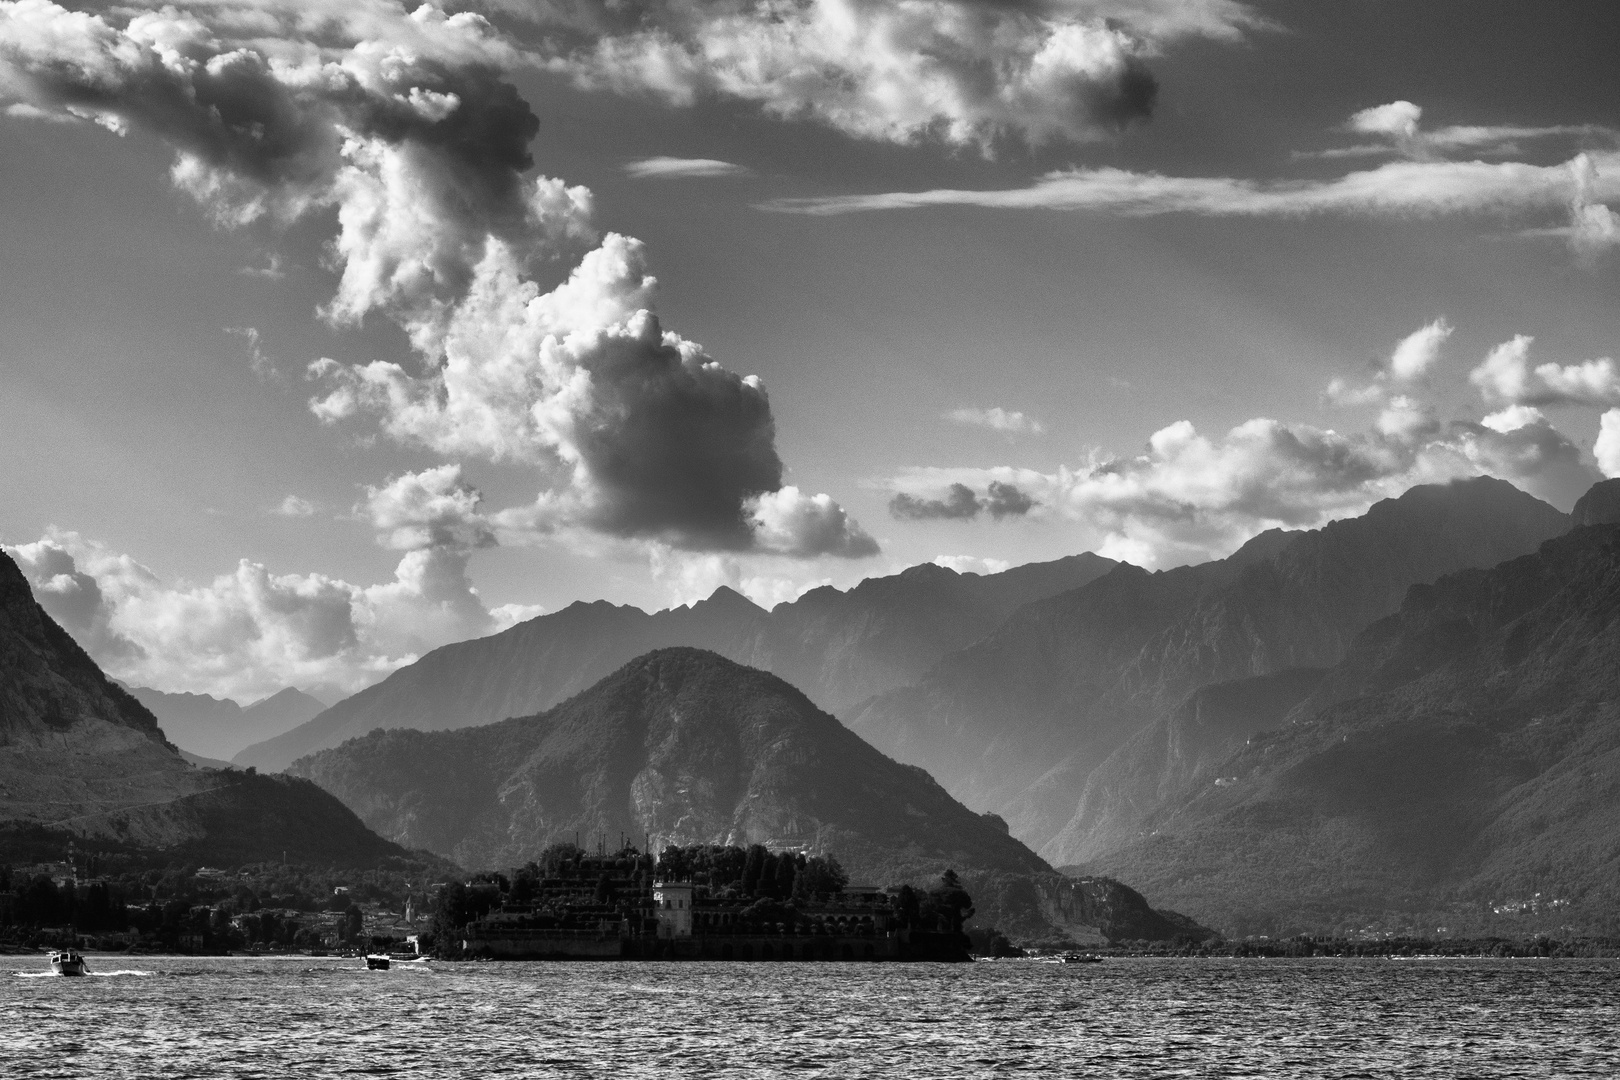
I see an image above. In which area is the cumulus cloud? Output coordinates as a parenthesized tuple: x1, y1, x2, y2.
(518, 0, 1258, 151)
(1388, 318, 1453, 382)
(3, 469, 538, 700)
(1327, 100, 1608, 161)
(1597, 410, 1620, 478)
(932, 554, 1010, 575)
(1448, 407, 1598, 510)
(945, 406, 1045, 436)
(885, 400, 1600, 567)
(624, 156, 749, 179)
(0, 0, 874, 561)
(889, 480, 1037, 521)
(1323, 318, 1453, 409)
(1469, 335, 1620, 408)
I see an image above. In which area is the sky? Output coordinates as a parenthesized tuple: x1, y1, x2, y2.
(1, 0, 1617, 703)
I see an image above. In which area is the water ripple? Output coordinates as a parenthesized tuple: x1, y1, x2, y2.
(1, 956, 1618, 1077)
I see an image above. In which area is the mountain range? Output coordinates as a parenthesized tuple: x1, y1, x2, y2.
(237, 552, 1115, 771)
(288, 647, 1205, 942)
(125, 685, 327, 761)
(846, 477, 1572, 860)
(1071, 489, 1620, 936)
(0, 547, 409, 868)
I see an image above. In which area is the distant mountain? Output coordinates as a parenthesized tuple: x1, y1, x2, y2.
(848, 478, 1571, 856)
(1071, 515, 1620, 937)
(126, 685, 327, 760)
(289, 647, 1202, 943)
(238, 553, 1115, 772)
(0, 548, 408, 868)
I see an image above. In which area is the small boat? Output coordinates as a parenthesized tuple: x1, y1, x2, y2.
(364, 954, 391, 970)
(1060, 953, 1103, 964)
(50, 950, 88, 976)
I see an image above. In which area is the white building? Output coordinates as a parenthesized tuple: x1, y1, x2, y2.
(652, 882, 694, 938)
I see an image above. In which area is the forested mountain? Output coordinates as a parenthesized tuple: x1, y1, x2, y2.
(1070, 517, 1620, 937)
(125, 685, 327, 761)
(238, 553, 1115, 771)
(289, 647, 1200, 942)
(847, 478, 1571, 856)
(0, 548, 407, 868)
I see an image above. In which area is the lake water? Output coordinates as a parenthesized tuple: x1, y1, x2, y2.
(3, 955, 1617, 1077)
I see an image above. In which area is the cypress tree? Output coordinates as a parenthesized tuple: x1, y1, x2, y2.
(741, 844, 766, 896)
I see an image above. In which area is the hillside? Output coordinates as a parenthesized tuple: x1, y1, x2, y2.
(126, 685, 327, 761)
(288, 647, 1200, 942)
(0, 549, 408, 868)
(1071, 518, 1620, 937)
(240, 552, 1114, 771)
(847, 478, 1570, 856)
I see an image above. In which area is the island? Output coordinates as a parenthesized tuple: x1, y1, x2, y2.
(430, 843, 975, 961)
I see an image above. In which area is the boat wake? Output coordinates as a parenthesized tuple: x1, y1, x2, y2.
(11, 968, 154, 978)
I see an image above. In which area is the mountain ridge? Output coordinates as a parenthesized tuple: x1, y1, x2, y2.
(1068, 518, 1620, 936)
(847, 477, 1572, 858)
(238, 552, 1116, 771)
(287, 646, 1204, 942)
(126, 684, 327, 761)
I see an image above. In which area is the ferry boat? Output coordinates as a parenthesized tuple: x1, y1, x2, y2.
(50, 950, 87, 976)
(364, 954, 390, 970)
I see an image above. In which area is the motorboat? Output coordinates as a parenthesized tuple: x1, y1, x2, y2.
(364, 954, 391, 970)
(49, 950, 88, 976)
(1060, 953, 1103, 964)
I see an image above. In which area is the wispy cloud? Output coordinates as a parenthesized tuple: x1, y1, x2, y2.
(272, 495, 317, 518)
(763, 153, 1620, 219)
(945, 406, 1045, 436)
(761, 100, 1620, 256)
(1305, 100, 1612, 161)
(624, 156, 750, 179)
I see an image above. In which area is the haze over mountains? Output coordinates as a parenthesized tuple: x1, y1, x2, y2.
(848, 477, 1571, 858)
(126, 685, 327, 761)
(0, 547, 408, 867)
(238, 553, 1115, 771)
(1075, 488, 1620, 935)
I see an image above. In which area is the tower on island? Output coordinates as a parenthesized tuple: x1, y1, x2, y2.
(652, 882, 693, 938)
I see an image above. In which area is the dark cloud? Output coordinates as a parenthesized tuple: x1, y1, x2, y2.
(889, 480, 1037, 521)
(575, 314, 784, 550)
(890, 483, 982, 521)
(984, 480, 1037, 518)
(1087, 58, 1157, 130)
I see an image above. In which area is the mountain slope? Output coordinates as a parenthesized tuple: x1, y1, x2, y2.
(240, 553, 1115, 771)
(1074, 519, 1620, 936)
(0, 549, 407, 867)
(849, 478, 1570, 857)
(126, 685, 327, 760)
(1056, 667, 1329, 865)
(287, 647, 1207, 941)
(290, 648, 1049, 881)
